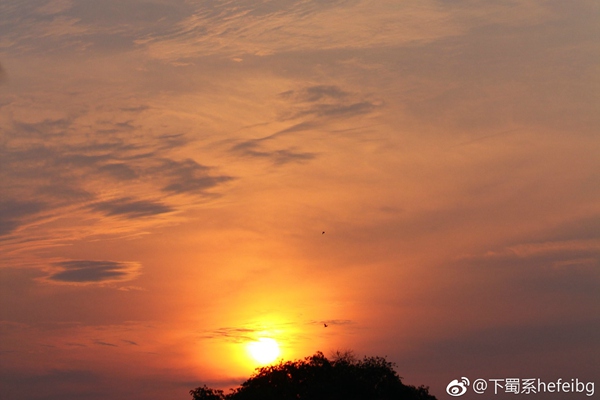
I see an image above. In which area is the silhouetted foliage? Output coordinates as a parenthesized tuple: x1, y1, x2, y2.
(190, 385, 225, 400)
(190, 351, 437, 400)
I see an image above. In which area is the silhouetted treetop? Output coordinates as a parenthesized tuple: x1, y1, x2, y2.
(190, 351, 437, 400)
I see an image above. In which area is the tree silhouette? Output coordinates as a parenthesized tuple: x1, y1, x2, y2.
(190, 385, 225, 400)
(190, 351, 437, 400)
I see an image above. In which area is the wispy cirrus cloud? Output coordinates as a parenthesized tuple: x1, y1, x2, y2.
(279, 85, 381, 121)
(456, 240, 600, 282)
(454, 214, 600, 279)
(97, 163, 138, 180)
(199, 327, 257, 343)
(280, 85, 349, 102)
(200, 320, 301, 344)
(0, 113, 233, 256)
(0, 0, 191, 55)
(200, 318, 354, 345)
(230, 84, 380, 163)
(157, 159, 234, 195)
(0, 0, 480, 62)
(0, 200, 47, 236)
(136, 0, 465, 62)
(315, 319, 352, 326)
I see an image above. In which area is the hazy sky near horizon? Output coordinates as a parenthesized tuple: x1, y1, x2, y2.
(1, 1, 599, 399)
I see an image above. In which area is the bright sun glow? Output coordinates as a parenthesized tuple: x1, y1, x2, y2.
(247, 338, 281, 364)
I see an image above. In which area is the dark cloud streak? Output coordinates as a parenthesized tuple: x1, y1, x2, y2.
(199, 327, 257, 343)
(94, 340, 118, 347)
(280, 85, 349, 102)
(97, 163, 138, 180)
(158, 159, 233, 194)
(90, 198, 173, 218)
(230, 141, 316, 165)
(280, 85, 381, 121)
(1, 119, 233, 253)
(0, 62, 6, 83)
(229, 84, 379, 163)
(47, 260, 140, 284)
(294, 101, 378, 119)
(0, 200, 47, 236)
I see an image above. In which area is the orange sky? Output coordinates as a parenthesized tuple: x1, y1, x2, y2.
(1, 1, 599, 399)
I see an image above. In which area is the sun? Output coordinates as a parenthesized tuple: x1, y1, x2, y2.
(247, 338, 281, 364)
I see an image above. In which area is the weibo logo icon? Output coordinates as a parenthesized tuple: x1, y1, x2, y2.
(446, 377, 470, 397)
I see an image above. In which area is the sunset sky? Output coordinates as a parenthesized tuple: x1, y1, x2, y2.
(1, 1, 599, 399)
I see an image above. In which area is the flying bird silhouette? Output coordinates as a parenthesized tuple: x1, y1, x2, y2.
(324, 323, 328, 328)
(322, 231, 325, 234)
